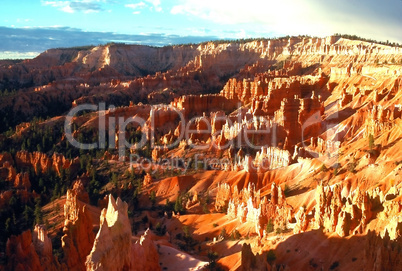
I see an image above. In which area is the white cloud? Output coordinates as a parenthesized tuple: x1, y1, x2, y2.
(41, 0, 104, 13)
(125, 2, 146, 10)
(235, 29, 246, 39)
(170, 0, 311, 36)
(171, 1, 283, 22)
(0, 51, 40, 60)
(125, 0, 162, 13)
(170, 0, 402, 42)
(144, 0, 162, 12)
(61, 5, 74, 13)
(125, 2, 147, 14)
(0, 26, 221, 57)
(42, 1, 71, 10)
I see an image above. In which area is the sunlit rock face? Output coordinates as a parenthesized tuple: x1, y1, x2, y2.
(6, 226, 57, 271)
(62, 188, 94, 270)
(33, 225, 57, 270)
(15, 150, 79, 175)
(219, 182, 291, 237)
(131, 229, 161, 271)
(312, 183, 401, 238)
(85, 195, 161, 271)
(86, 195, 132, 271)
(6, 230, 43, 271)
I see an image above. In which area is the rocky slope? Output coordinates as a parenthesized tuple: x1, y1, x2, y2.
(1, 35, 402, 270)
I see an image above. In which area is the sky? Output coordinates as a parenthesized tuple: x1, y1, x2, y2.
(0, 0, 401, 59)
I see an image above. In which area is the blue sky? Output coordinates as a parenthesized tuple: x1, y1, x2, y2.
(1, 0, 401, 59)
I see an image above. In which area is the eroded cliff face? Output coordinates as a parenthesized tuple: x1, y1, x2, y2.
(6, 230, 43, 271)
(15, 150, 79, 175)
(240, 243, 271, 271)
(216, 182, 292, 237)
(131, 229, 161, 271)
(2, 36, 400, 122)
(2, 36, 402, 271)
(307, 182, 402, 241)
(61, 187, 94, 270)
(364, 230, 402, 271)
(86, 195, 132, 270)
(85, 195, 160, 271)
(313, 182, 372, 236)
(33, 225, 57, 271)
(0, 150, 80, 209)
(0, 150, 82, 213)
(6, 226, 57, 271)
(3, 191, 161, 271)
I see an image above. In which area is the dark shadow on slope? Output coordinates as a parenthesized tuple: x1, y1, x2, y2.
(273, 229, 402, 271)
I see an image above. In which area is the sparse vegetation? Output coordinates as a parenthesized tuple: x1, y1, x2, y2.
(219, 227, 227, 239)
(347, 161, 357, 173)
(154, 222, 167, 236)
(34, 197, 43, 225)
(141, 215, 148, 226)
(202, 202, 209, 214)
(206, 250, 224, 271)
(368, 134, 375, 150)
(149, 190, 156, 208)
(330, 261, 340, 270)
(174, 192, 186, 214)
(284, 184, 291, 197)
(266, 219, 274, 233)
(266, 249, 276, 264)
(275, 227, 283, 234)
(177, 225, 199, 252)
(333, 167, 339, 176)
(230, 230, 241, 240)
(333, 33, 401, 47)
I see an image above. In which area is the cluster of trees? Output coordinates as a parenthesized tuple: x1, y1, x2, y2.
(206, 250, 224, 271)
(0, 144, 97, 257)
(333, 33, 401, 47)
(171, 35, 318, 47)
(29, 166, 71, 201)
(154, 222, 167, 236)
(0, 191, 38, 258)
(19, 120, 63, 153)
(88, 169, 104, 205)
(160, 191, 189, 216)
(115, 169, 146, 209)
(0, 89, 18, 97)
(0, 105, 25, 135)
(0, 116, 115, 163)
(176, 225, 199, 252)
(172, 33, 402, 48)
(0, 85, 73, 134)
(54, 45, 96, 51)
